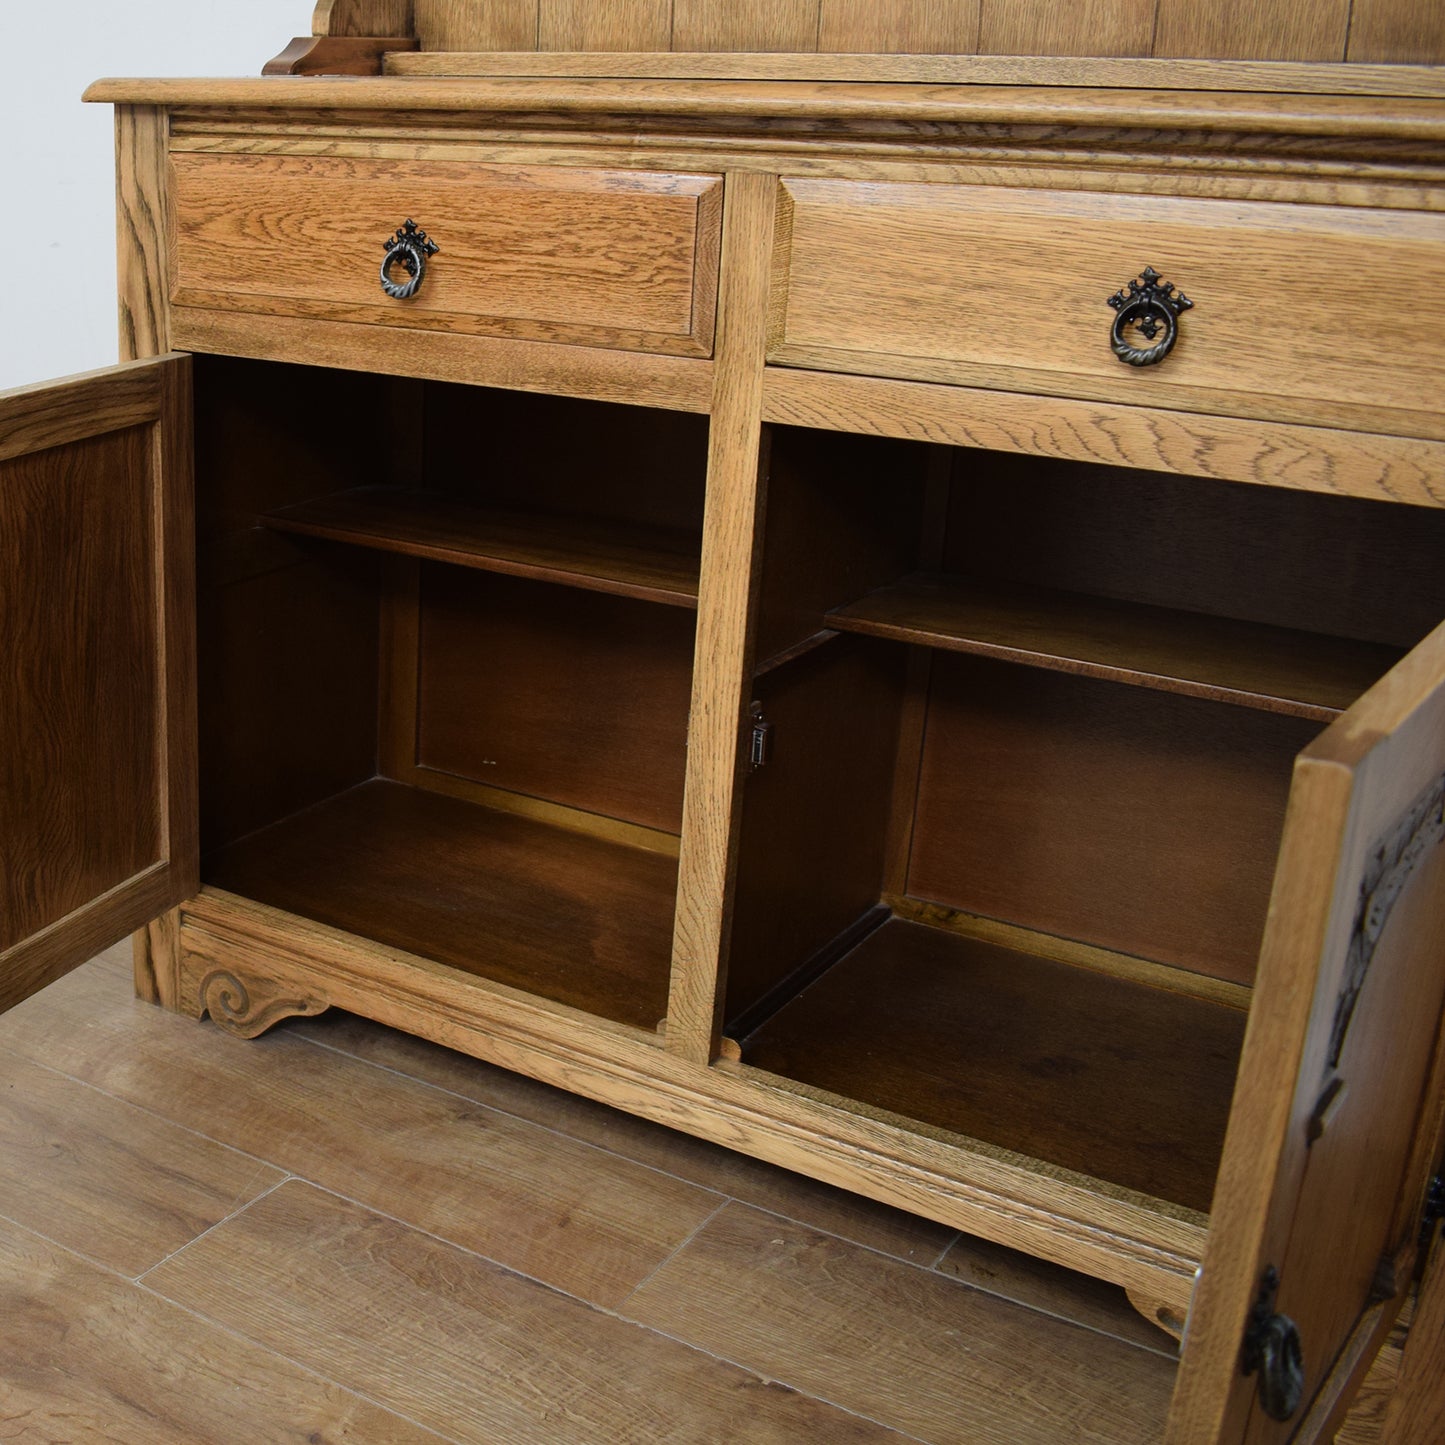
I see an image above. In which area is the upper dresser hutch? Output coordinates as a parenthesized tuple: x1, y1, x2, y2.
(4, 2, 1445, 1440)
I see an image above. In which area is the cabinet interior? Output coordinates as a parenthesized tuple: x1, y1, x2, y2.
(193, 356, 707, 1031)
(728, 427, 1445, 1213)
(190, 355, 1445, 1216)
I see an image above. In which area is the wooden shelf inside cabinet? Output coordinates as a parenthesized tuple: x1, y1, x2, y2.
(741, 918, 1247, 1213)
(204, 780, 678, 1031)
(827, 573, 1403, 721)
(263, 488, 701, 608)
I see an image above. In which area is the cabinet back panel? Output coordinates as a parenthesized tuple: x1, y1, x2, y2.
(199, 550, 382, 853)
(416, 566, 693, 831)
(945, 454, 1445, 651)
(908, 654, 1316, 983)
(727, 637, 904, 1026)
(0, 428, 161, 949)
(422, 384, 708, 537)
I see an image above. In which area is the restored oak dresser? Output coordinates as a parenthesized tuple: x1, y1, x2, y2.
(4, 3, 1445, 1439)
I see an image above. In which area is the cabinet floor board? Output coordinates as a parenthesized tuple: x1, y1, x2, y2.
(204, 778, 678, 1031)
(624, 1201, 1177, 1445)
(264, 486, 703, 608)
(742, 918, 1247, 1213)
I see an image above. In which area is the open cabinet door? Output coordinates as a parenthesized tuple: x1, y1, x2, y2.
(0, 357, 196, 1013)
(1166, 621, 1445, 1444)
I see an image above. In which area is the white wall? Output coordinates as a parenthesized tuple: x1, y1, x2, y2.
(0, 1, 308, 391)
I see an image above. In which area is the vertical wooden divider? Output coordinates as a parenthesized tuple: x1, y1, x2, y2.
(666, 172, 779, 1063)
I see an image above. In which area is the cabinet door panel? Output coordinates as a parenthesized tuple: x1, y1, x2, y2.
(0, 358, 196, 1012)
(1167, 621, 1445, 1442)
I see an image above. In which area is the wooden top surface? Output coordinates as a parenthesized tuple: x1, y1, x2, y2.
(82, 74, 1445, 139)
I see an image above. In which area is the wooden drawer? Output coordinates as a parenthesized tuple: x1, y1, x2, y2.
(170, 154, 723, 357)
(772, 178, 1445, 438)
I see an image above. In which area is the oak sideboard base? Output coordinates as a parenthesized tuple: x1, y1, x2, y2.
(158, 886, 1206, 1319)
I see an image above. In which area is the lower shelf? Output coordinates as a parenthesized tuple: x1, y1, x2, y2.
(740, 917, 1248, 1214)
(203, 779, 678, 1032)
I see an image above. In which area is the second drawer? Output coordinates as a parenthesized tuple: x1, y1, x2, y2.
(772, 177, 1445, 438)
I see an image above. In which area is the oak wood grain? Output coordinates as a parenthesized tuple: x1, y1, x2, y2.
(828, 572, 1399, 720)
(163, 887, 1210, 1304)
(776, 178, 1445, 440)
(0, 358, 195, 1011)
(761, 368, 1445, 508)
(908, 655, 1314, 983)
(1348, 0, 1445, 64)
(206, 780, 679, 1030)
(1381, 1233, 1445, 1440)
(0, 1049, 281, 1275)
(743, 918, 1246, 1212)
(937, 1232, 1179, 1355)
(171, 153, 722, 357)
(0, 1217, 445, 1443)
(415, 0, 537, 49)
(0, 956, 719, 1309)
(264, 487, 701, 606)
(979, 0, 1154, 57)
(293, 1006, 959, 1263)
(817, 0, 980, 53)
(379, 51, 1445, 94)
(416, 569, 694, 833)
(115, 107, 170, 361)
(626, 1202, 1176, 1444)
(667, 171, 780, 1062)
(146, 1180, 909, 1443)
(672, 0, 821, 52)
(313, 0, 415, 39)
(171, 306, 714, 413)
(1156, 0, 1350, 60)
(1166, 622, 1445, 1441)
(85, 77, 1445, 143)
(539, 0, 671, 51)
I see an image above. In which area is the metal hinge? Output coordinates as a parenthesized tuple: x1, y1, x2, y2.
(748, 706, 773, 771)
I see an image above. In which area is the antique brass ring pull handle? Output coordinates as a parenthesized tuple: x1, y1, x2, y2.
(380, 219, 439, 300)
(1106, 266, 1192, 367)
(1242, 1267, 1305, 1422)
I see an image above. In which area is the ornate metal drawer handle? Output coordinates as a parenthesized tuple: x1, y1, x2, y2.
(1106, 266, 1192, 367)
(380, 219, 439, 300)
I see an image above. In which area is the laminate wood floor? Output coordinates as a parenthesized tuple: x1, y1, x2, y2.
(1, 944, 1200, 1442)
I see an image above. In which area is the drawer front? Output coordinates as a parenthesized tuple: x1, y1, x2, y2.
(773, 179, 1445, 437)
(171, 154, 723, 357)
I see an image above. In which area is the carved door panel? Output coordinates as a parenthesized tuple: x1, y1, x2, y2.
(1166, 620, 1445, 1443)
(0, 357, 197, 1012)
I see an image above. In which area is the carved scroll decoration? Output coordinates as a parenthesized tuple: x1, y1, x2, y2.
(199, 969, 329, 1040)
(1328, 770, 1445, 1070)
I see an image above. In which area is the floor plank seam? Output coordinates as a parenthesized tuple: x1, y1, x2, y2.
(129, 1274, 464, 1445)
(268, 1180, 933, 1441)
(288, 1019, 1182, 1359)
(0, 1205, 136, 1284)
(288, 1025, 759, 1201)
(289, 1025, 993, 1275)
(613, 1196, 731, 1310)
(135, 1173, 296, 1285)
(0, 1040, 301, 1177)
